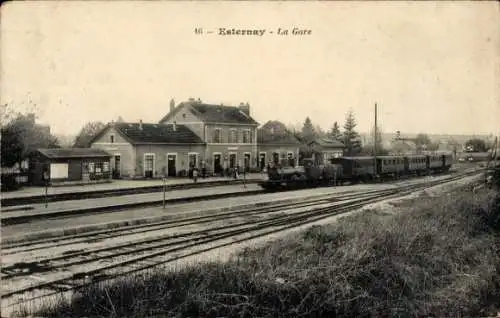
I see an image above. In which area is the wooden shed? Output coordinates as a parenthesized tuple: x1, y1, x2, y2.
(29, 148, 112, 186)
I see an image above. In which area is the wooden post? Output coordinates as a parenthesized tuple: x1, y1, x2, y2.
(45, 180, 48, 208)
(43, 170, 49, 208)
(162, 176, 166, 209)
(374, 103, 378, 180)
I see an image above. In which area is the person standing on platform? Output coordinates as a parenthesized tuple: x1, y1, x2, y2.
(193, 167, 198, 183)
(201, 160, 207, 179)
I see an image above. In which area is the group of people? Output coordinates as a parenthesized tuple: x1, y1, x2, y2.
(189, 161, 246, 183)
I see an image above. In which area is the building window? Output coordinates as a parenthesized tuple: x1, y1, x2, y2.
(244, 153, 251, 170)
(144, 154, 154, 177)
(273, 152, 280, 164)
(287, 152, 294, 166)
(110, 134, 115, 143)
(95, 162, 103, 174)
(188, 153, 198, 168)
(242, 130, 249, 143)
(229, 153, 237, 168)
(229, 129, 237, 143)
(213, 129, 221, 143)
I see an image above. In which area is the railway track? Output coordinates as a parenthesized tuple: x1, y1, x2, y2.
(1, 169, 482, 314)
(2, 167, 477, 226)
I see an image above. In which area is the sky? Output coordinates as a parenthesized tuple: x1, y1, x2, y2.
(1, 1, 499, 137)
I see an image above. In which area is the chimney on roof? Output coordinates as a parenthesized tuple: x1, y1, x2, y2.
(139, 119, 143, 130)
(173, 121, 177, 132)
(239, 102, 250, 116)
(170, 99, 175, 114)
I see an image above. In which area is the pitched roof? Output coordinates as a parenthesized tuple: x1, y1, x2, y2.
(308, 138, 344, 148)
(114, 122, 204, 144)
(36, 148, 112, 159)
(258, 120, 301, 145)
(159, 101, 259, 125)
(189, 103, 259, 125)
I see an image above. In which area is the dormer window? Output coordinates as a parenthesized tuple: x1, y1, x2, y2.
(110, 134, 115, 143)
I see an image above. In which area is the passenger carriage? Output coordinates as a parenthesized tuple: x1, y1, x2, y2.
(441, 153, 453, 172)
(376, 156, 405, 178)
(330, 157, 375, 183)
(427, 155, 442, 171)
(404, 155, 427, 175)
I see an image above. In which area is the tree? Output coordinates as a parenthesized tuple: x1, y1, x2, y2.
(360, 144, 389, 156)
(315, 125, 327, 139)
(414, 133, 431, 147)
(301, 117, 316, 143)
(465, 138, 487, 152)
(427, 142, 440, 152)
(73, 121, 106, 148)
(413, 133, 433, 153)
(1, 112, 60, 167)
(342, 110, 361, 156)
(116, 116, 125, 123)
(327, 121, 342, 141)
(1, 124, 24, 167)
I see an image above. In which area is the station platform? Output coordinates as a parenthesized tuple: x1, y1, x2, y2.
(2, 185, 379, 242)
(1, 173, 265, 200)
(1, 183, 263, 224)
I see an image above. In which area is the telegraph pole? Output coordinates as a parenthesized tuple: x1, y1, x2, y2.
(374, 103, 378, 179)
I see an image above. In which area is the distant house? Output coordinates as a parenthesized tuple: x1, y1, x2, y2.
(159, 99, 259, 174)
(89, 121, 205, 178)
(28, 148, 112, 186)
(257, 120, 301, 169)
(307, 138, 344, 164)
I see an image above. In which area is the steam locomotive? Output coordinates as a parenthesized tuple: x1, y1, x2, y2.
(259, 153, 454, 190)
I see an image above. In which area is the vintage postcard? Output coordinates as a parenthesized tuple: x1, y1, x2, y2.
(1, 1, 499, 317)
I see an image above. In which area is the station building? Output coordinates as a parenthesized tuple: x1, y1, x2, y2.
(257, 120, 301, 170)
(28, 148, 112, 186)
(159, 99, 260, 174)
(89, 121, 205, 178)
(87, 98, 346, 178)
(307, 138, 345, 164)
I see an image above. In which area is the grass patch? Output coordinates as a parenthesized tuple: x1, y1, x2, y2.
(21, 188, 500, 317)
